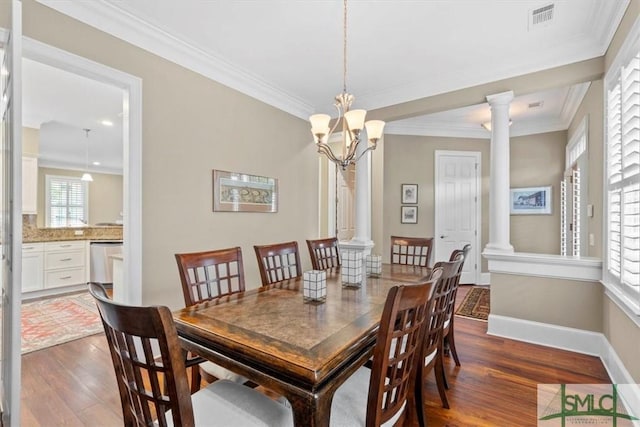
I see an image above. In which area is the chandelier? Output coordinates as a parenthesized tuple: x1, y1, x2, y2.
(309, 0, 385, 170)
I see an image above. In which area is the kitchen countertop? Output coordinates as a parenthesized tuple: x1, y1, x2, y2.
(23, 215, 123, 242)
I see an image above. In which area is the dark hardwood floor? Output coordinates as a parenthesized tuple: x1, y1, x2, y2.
(21, 285, 610, 426)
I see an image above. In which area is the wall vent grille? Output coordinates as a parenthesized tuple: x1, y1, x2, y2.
(529, 4, 555, 30)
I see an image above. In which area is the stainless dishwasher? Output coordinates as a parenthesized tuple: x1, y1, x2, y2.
(90, 241, 123, 284)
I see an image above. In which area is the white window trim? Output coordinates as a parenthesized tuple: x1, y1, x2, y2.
(562, 115, 588, 257)
(45, 174, 89, 227)
(602, 16, 640, 316)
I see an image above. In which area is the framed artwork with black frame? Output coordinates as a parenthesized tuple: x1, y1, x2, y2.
(401, 184, 418, 204)
(401, 206, 418, 224)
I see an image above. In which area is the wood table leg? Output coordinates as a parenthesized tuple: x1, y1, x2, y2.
(287, 388, 333, 427)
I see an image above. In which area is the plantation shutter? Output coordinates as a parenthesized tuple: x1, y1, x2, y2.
(47, 176, 88, 227)
(606, 52, 640, 293)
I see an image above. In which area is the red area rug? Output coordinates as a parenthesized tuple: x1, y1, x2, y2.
(455, 286, 490, 321)
(21, 292, 103, 354)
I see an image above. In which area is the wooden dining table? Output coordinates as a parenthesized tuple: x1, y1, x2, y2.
(173, 264, 431, 427)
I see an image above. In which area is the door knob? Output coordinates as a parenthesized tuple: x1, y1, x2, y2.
(440, 235, 447, 239)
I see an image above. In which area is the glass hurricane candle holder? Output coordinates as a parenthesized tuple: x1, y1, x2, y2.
(365, 254, 382, 277)
(341, 251, 363, 287)
(303, 270, 327, 302)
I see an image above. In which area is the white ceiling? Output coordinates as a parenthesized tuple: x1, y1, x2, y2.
(23, 58, 124, 174)
(28, 0, 630, 169)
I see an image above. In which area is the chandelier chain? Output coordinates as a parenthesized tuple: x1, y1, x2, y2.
(343, 0, 348, 94)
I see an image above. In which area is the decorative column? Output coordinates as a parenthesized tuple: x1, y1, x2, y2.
(339, 132, 374, 256)
(484, 91, 514, 254)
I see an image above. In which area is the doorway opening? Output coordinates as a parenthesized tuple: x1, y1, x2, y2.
(22, 38, 142, 295)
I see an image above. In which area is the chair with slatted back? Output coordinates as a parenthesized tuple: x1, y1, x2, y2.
(441, 245, 470, 370)
(175, 247, 248, 392)
(306, 237, 341, 270)
(88, 282, 293, 427)
(415, 258, 463, 420)
(254, 241, 302, 286)
(448, 244, 472, 274)
(330, 279, 436, 426)
(390, 236, 434, 268)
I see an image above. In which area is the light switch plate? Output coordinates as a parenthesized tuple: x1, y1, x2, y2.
(587, 204, 594, 217)
(74, 230, 84, 236)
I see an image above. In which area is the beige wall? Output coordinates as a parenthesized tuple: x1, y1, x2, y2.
(382, 134, 490, 269)
(381, 131, 565, 270)
(491, 273, 603, 332)
(567, 81, 604, 259)
(22, 0, 316, 306)
(36, 167, 123, 227)
(603, 299, 640, 382)
(22, 127, 39, 156)
(510, 131, 566, 254)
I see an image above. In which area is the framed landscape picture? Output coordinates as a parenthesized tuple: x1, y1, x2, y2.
(213, 170, 278, 213)
(510, 185, 552, 215)
(401, 184, 418, 204)
(401, 206, 418, 224)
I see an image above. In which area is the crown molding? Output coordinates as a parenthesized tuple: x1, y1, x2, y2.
(559, 82, 591, 127)
(35, 0, 313, 120)
(38, 158, 123, 175)
(386, 116, 571, 140)
(589, 0, 631, 55)
(385, 121, 489, 140)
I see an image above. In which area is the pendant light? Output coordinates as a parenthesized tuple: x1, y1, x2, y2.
(309, 0, 385, 170)
(81, 128, 93, 182)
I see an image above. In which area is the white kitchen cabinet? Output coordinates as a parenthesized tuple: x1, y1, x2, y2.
(22, 156, 38, 214)
(22, 243, 44, 292)
(43, 240, 87, 289)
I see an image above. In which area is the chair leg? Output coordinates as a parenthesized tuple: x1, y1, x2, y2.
(190, 365, 202, 393)
(446, 332, 461, 367)
(415, 364, 428, 427)
(434, 354, 450, 409)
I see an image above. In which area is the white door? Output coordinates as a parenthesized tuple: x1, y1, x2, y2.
(1, 0, 23, 424)
(434, 151, 481, 284)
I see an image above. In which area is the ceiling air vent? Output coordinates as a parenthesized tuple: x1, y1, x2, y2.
(529, 3, 554, 30)
(528, 101, 544, 109)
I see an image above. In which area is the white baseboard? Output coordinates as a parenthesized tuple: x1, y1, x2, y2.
(487, 314, 639, 416)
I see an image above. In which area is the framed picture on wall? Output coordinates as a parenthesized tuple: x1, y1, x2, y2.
(401, 184, 418, 204)
(510, 185, 552, 215)
(401, 206, 418, 224)
(213, 169, 278, 213)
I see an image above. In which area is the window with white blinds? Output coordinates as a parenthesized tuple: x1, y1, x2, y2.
(604, 22, 640, 313)
(45, 175, 89, 227)
(561, 116, 587, 257)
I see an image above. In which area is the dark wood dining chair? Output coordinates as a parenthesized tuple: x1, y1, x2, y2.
(88, 283, 293, 427)
(330, 279, 436, 426)
(306, 237, 341, 270)
(449, 243, 472, 274)
(442, 246, 470, 369)
(175, 247, 248, 392)
(254, 241, 302, 286)
(390, 236, 434, 268)
(415, 258, 463, 420)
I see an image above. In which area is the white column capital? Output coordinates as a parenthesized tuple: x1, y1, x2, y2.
(486, 90, 514, 106)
